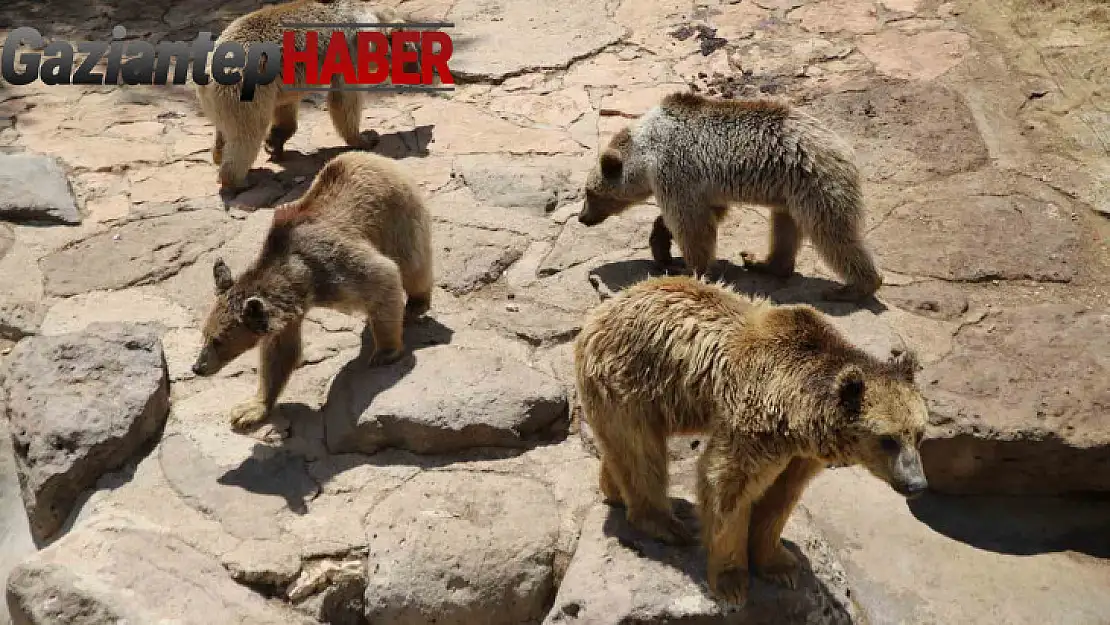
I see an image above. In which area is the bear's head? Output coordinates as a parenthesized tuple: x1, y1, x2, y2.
(190, 258, 274, 377)
(579, 127, 653, 226)
(834, 350, 930, 499)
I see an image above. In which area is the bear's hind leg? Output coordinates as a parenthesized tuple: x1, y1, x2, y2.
(748, 456, 825, 590)
(741, 210, 801, 279)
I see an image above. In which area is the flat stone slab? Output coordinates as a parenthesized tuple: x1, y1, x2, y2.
(324, 343, 568, 455)
(0, 322, 169, 543)
(0, 154, 80, 225)
(446, 0, 627, 81)
(544, 503, 861, 624)
(919, 303, 1110, 494)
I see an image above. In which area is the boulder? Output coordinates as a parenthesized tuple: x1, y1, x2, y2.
(363, 471, 561, 625)
(0, 322, 169, 543)
(919, 303, 1110, 494)
(324, 343, 568, 455)
(4, 513, 318, 625)
(0, 154, 80, 225)
(544, 503, 861, 624)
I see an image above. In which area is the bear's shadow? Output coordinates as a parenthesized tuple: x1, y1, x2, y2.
(218, 124, 436, 208)
(590, 258, 889, 317)
(599, 499, 857, 619)
(216, 315, 464, 510)
(907, 490, 1110, 559)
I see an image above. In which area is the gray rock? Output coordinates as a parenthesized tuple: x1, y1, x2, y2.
(920, 303, 1110, 494)
(0, 322, 169, 543)
(363, 471, 561, 625)
(325, 343, 568, 455)
(453, 155, 584, 216)
(4, 513, 318, 625)
(0, 419, 35, 625)
(39, 209, 236, 297)
(446, 0, 627, 81)
(0, 154, 80, 225)
(544, 503, 861, 624)
(433, 222, 529, 295)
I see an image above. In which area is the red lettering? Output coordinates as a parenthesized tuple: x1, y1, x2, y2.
(390, 31, 421, 85)
(355, 31, 389, 84)
(420, 32, 454, 85)
(318, 32, 357, 85)
(281, 31, 318, 85)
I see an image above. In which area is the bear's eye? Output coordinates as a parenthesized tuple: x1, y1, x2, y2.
(879, 436, 900, 453)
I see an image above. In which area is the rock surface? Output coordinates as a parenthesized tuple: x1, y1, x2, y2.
(0, 154, 80, 225)
(0, 323, 169, 543)
(5, 513, 318, 625)
(801, 467, 1110, 625)
(1, 0, 1110, 621)
(364, 471, 561, 625)
(919, 304, 1110, 495)
(324, 343, 568, 455)
(545, 503, 861, 624)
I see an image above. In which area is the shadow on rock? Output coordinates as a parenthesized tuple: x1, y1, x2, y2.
(593, 500, 858, 622)
(215, 445, 319, 515)
(907, 491, 1110, 558)
(218, 125, 437, 208)
(589, 259, 888, 316)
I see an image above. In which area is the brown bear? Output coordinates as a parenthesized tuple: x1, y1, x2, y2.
(573, 275, 928, 605)
(194, 0, 412, 192)
(577, 91, 883, 302)
(190, 151, 433, 432)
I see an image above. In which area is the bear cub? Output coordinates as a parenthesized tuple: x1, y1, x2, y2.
(574, 275, 928, 605)
(191, 151, 434, 432)
(578, 91, 883, 302)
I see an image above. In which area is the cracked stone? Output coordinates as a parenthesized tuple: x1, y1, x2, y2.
(791, 0, 879, 34)
(324, 342, 568, 455)
(0, 322, 169, 543)
(40, 209, 237, 297)
(858, 29, 972, 81)
(803, 80, 989, 184)
(5, 513, 317, 625)
(433, 221, 530, 295)
(920, 303, 1110, 494)
(411, 100, 582, 154)
(543, 503, 862, 624)
(453, 154, 587, 216)
(0, 154, 80, 225)
(447, 0, 626, 81)
(364, 471, 561, 625)
(869, 171, 1081, 283)
(881, 281, 970, 321)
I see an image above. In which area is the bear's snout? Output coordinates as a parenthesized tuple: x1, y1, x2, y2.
(893, 478, 928, 499)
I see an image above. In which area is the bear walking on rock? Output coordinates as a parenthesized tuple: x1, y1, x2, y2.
(577, 91, 883, 302)
(573, 275, 928, 606)
(190, 151, 434, 432)
(194, 0, 411, 192)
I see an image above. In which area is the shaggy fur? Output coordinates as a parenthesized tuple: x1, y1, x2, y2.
(578, 91, 884, 302)
(195, 0, 412, 191)
(574, 275, 928, 605)
(191, 151, 433, 431)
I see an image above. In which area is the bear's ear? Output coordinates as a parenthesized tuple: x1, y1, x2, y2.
(213, 258, 234, 293)
(599, 149, 623, 179)
(835, 364, 866, 416)
(241, 296, 269, 334)
(887, 348, 920, 383)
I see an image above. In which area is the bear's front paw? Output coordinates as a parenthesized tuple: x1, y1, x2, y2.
(740, 252, 793, 279)
(709, 567, 750, 606)
(753, 542, 800, 590)
(368, 347, 404, 367)
(229, 399, 269, 432)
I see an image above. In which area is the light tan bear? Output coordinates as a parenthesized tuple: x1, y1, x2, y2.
(195, 0, 412, 191)
(190, 151, 433, 431)
(574, 275, 928, 605)
(578, 91, 883, 302)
